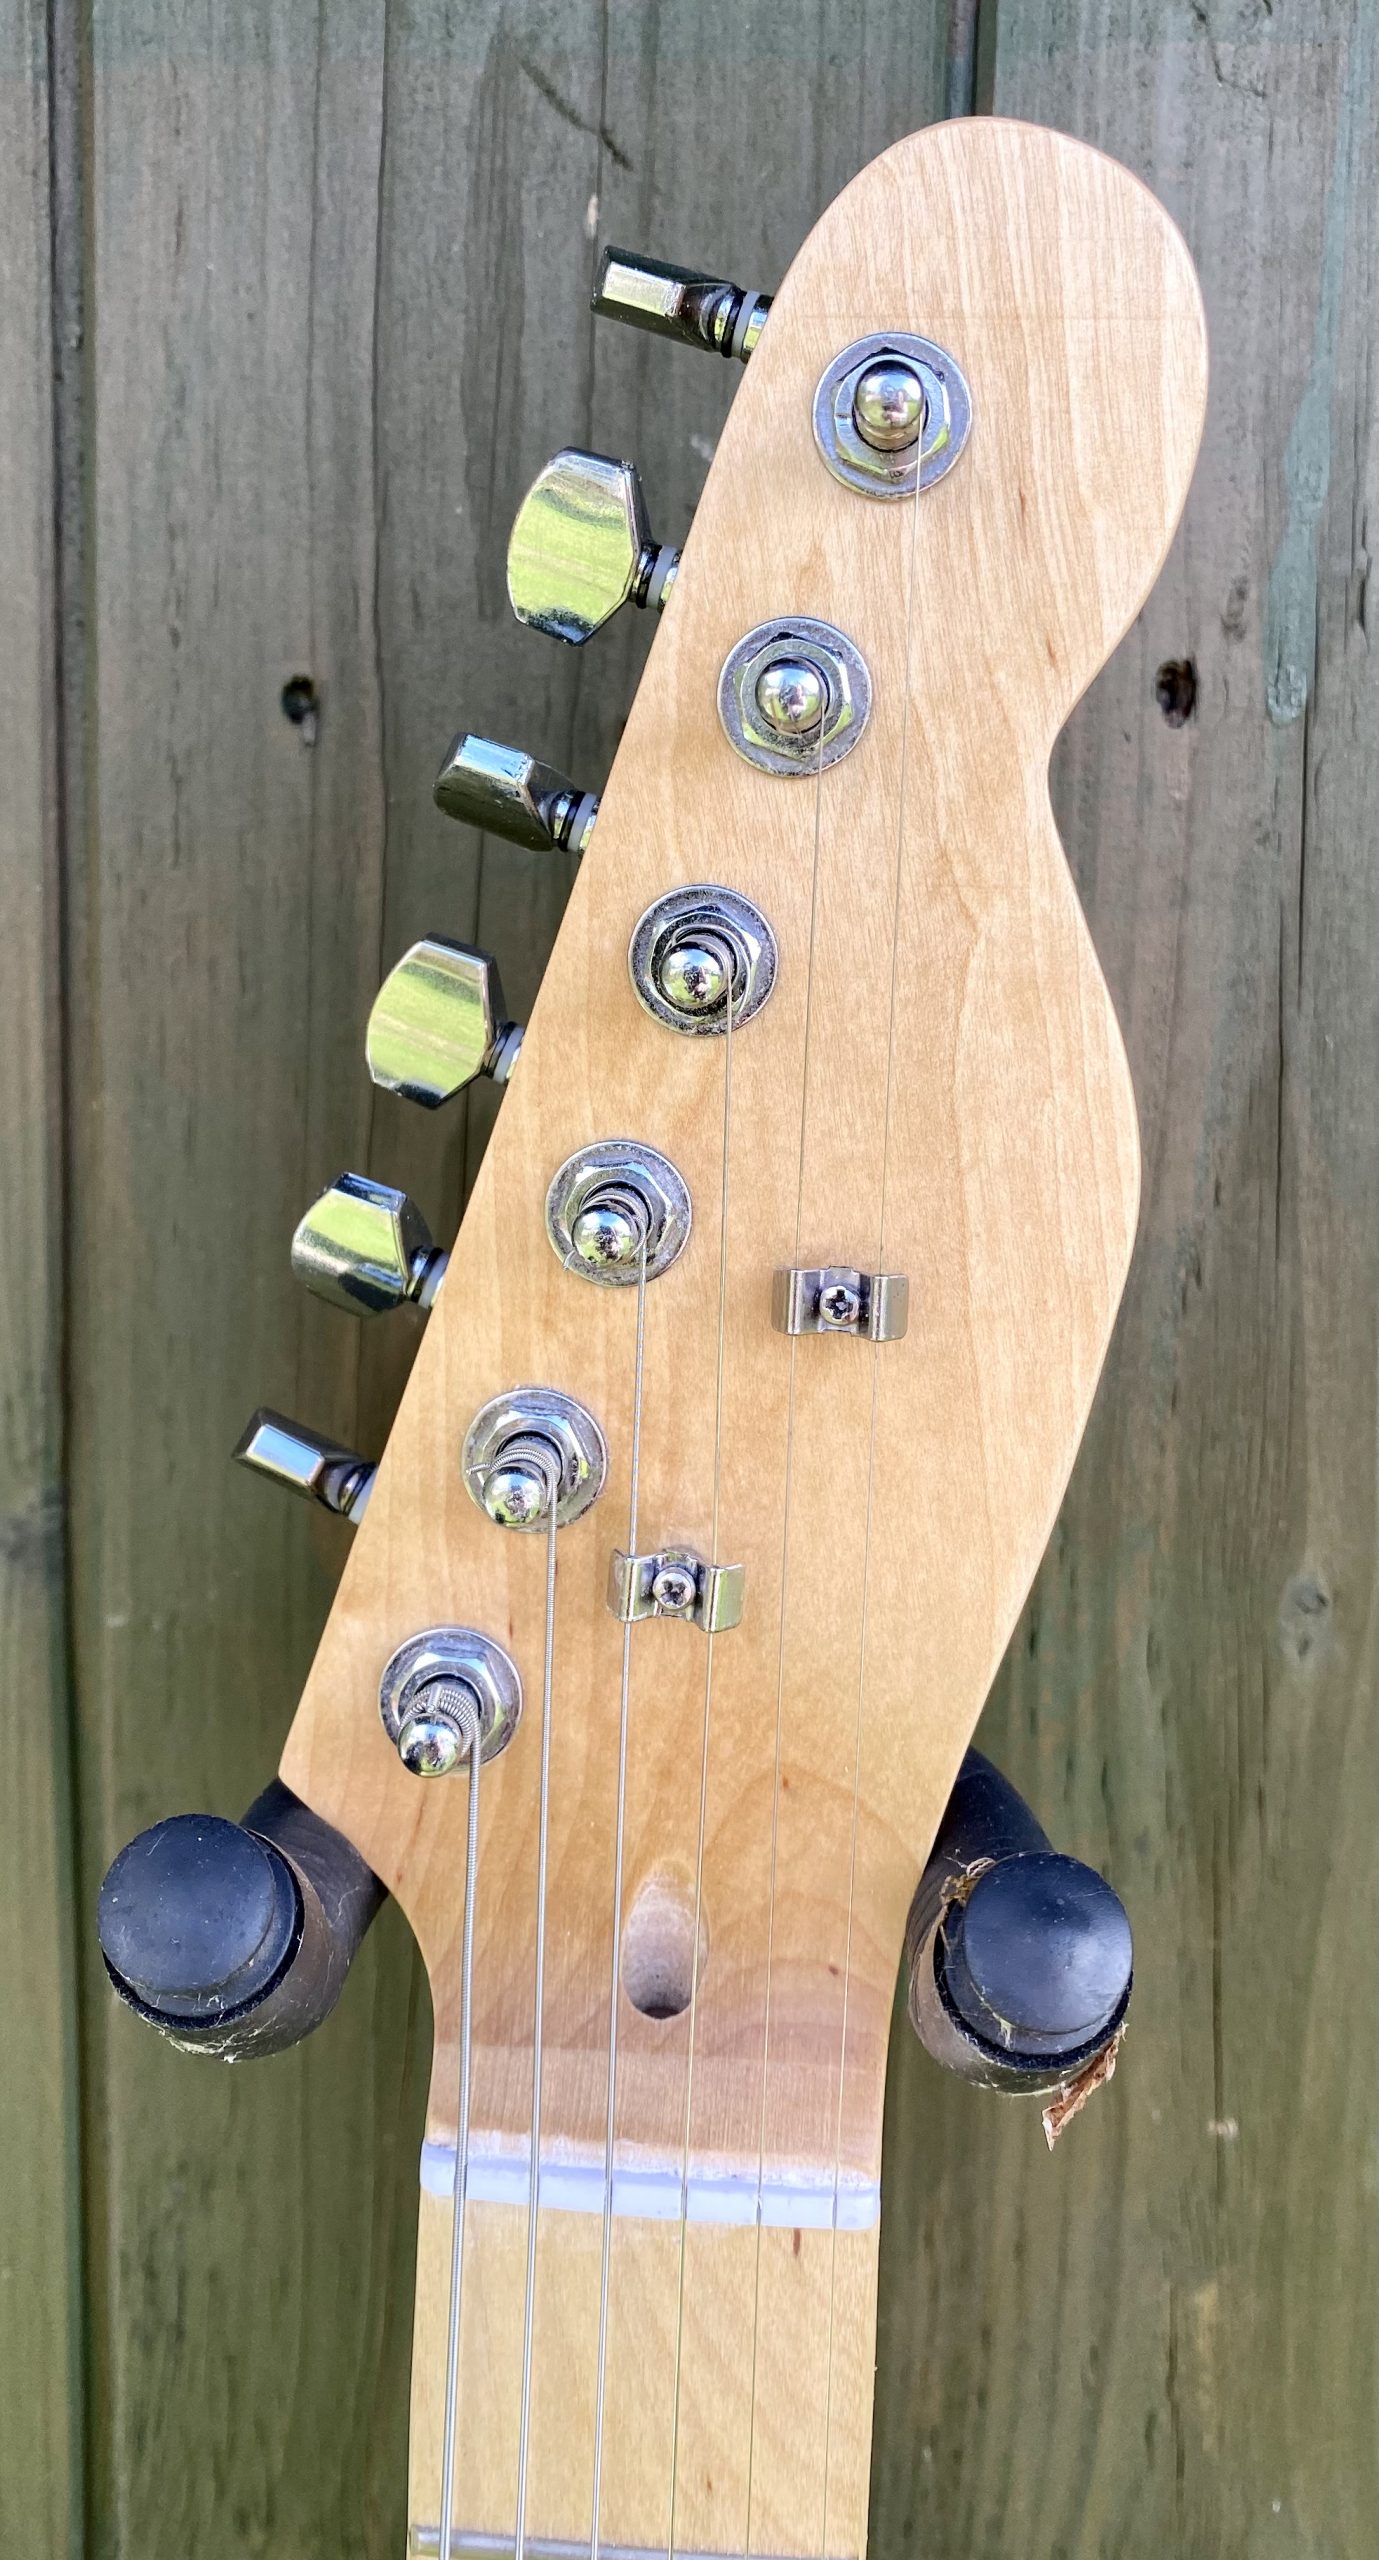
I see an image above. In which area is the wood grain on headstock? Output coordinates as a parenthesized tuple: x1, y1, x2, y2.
(281, 117, 1204, 2560)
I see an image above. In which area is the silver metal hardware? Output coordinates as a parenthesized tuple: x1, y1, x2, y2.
(462, 1388, 607, 1532)
(813, 331, 972, 501)
(434, 732, 598, 857)
(507, 450, 679, 647)
(607, 1545, 745, 1634)
(546, 1140, 692, 1287)
(628, 885, 777, 1037)
(592, 246, 772, 363)
(378, 1628, 522, 1776)
(717, 618, 872, 778)
(291, 1172, 446, 1316)
(233, 1409, 376, 1520)
(772, 1265, 910, 1342)
(367, 937, 523, 1108)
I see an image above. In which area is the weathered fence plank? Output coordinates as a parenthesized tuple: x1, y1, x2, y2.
(69, 10, 952, 2555)
(8, 3, 1372, 2553)
(873, 12, 1379, 2559)
(0, 6, 84, 2554)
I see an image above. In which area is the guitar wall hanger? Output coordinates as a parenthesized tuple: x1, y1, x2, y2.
(98, 119, 1204, 2560)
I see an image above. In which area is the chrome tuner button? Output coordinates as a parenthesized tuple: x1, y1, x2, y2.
(629, 885, 777, 1037)
(719, 620, 872, 779)
(592, 246, 772, 362)
(434, 732, 599, 856)
(851, 357, 927, 451)
(292, 1173, 445, 1316)
(506, 449, 679, 646)
(813, 331, 972, 501)
(366, 937, 523, 1108)
(462, 1389, 607, 1532)
(233, 1411, 376, 1521)
(546, 1141, 692, 1286)
(379, 1630, 522, 1775)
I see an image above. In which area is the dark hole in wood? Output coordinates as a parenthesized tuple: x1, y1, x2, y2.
(280, 673, 319, 733)
(1155, 658, 1197, 726)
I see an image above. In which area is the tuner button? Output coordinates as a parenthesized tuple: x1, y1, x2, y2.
(366, 937, 523, 1107)
(233, 1410, 376, 1520)
(292, 1173, 445, 1317)
(592, 246, 772, 362)
(940, 1854, 1133, 2056)
(98, 1815, 299, 2020)
(507, 449, 679, 646)
(434, 732, 599, 856)
(905, 1751, 1133, 2094)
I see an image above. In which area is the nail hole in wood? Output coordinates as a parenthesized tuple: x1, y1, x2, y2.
(1155, 658, 1197, 726)
(281, 673, 319, 743)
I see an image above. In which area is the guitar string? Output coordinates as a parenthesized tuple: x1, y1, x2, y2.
(589, 1233, 649, 2559)
(666, 971, 736, 2560)
(438, 1690, 484, 2560)
(819, 430, 927, 2554)
(513, 1449, 563, 2560)
(743, 702, 829, 2559)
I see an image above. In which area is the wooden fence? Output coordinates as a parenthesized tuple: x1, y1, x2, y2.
(2, 3, 1374, 2553)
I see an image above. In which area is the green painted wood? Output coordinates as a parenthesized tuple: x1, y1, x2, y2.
(872, 12, 1379, 2559)
(0, 6, 85, 2554)
(66, 10, 950, 2556)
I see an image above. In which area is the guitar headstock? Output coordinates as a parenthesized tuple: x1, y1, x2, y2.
(99, 115, 1204, 2560)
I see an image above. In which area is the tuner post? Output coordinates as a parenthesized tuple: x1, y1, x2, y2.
(592, 247, 772, 362)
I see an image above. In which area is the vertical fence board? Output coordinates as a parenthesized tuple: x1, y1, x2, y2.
(70, 9, 950, 2556)
(873, 12, 1379, 2560)
(0, 6, 84, 2555)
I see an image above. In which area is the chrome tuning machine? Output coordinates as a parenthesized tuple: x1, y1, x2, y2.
(233, 1411, 376, 1522)
(292, 1173, 446, 1317)
(434, 732, 598, 857)
(592, 247, 772, 363)
(366, 937, 523, 1108)
(507, 449, 678, 646)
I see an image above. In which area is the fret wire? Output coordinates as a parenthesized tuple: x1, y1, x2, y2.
(590, 1235, 648, 2558)
(513, 1452, 563, 2560)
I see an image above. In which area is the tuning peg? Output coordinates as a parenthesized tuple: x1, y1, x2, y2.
(97, 1781, 385, 2059)
(291, 1173, 446, 1317)
(507, 449, 678, 646)
(233, 1410, 376, 1520)
(906, 1750, 1132, 2099)
(592, 246, 772, 363)
(366, 936, 523, 1107)
(434, 732, 599, 856)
